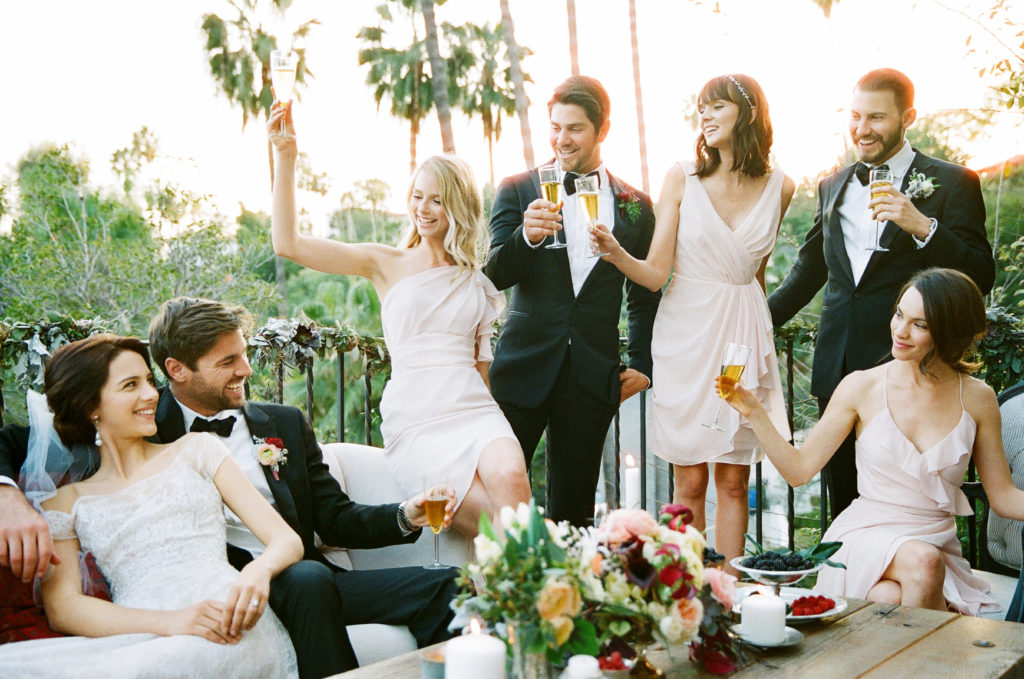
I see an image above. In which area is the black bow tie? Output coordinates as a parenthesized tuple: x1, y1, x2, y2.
(854, 162, 889, 186)
(562, 170, 600, 196)
(190, 416, 236, 437)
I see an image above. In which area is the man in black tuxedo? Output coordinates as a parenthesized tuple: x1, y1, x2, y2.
(0, 297, 457, 679)
(768, 68, 994, 519)
(485, 75, 660, 526)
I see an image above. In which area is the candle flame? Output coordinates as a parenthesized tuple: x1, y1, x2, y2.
(469, 618, 482, 635)
(625, 454, 636, 467)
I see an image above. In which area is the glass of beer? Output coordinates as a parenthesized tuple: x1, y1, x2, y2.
(575, 175, 607, 257)
(422, 476, 450, 570)
(538, 164, 566, 249)
(704, 342, 751, 431)
(270, 49, 298, 136)
(866, 167, 892, 252)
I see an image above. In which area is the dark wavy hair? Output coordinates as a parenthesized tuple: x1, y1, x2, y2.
(896, 268, 986, 377)
(548, 75, 611, 132)
(44, 334, 152, 447)
(148, 297, 253, 379)
(694, 74, 772, 178)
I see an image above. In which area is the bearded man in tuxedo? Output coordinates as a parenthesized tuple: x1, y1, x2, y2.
(768, 68, 994, 519)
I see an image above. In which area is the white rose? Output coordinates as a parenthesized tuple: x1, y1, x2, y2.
(474, 534, 503, 564)
(659, 615, 685, 643)
(516, 502, 533, 526)
(499, 505, 518, 530)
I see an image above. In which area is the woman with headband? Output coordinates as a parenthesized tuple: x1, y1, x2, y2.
(591, 74, 793, 572)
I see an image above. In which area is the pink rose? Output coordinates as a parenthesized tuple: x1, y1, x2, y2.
(672, 596, 704, 642)
(703, 567, 737, 609)
(598, 509, 658, 546)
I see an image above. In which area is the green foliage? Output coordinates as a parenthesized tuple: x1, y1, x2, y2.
(976, 307, 1024, 393)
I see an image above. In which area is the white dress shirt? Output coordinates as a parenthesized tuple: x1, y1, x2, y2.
(838, 141, 933, 285)
(177, 401, 276, 557)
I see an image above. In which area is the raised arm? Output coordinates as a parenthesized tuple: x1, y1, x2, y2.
(594, 164, 686, 292)
(268, 102, 392, 285)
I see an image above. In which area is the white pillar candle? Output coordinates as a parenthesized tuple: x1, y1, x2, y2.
(623, 454, 641, 510)
(445, 622, 507, 679)
(740, 592, 786, 645)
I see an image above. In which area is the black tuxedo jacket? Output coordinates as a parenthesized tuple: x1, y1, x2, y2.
(484, 164, 661, 408)
(0, 387, 417, 566)
(768, 149, 993, 399)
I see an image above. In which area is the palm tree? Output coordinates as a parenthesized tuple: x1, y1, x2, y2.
(498, 0, 535, 169)
(200, 0, 318, 313)
(358, 3, 433, 174)
(445, 22, 519, 185)
(566, 0, 580, 76)
(628, 0, 650, 194)
(420, 0, 456, 153)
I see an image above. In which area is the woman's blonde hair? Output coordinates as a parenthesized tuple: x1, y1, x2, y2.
(402, 155, 486, 273)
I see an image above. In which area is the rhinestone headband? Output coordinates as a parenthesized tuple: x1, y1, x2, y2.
(727, 74, 753, 107)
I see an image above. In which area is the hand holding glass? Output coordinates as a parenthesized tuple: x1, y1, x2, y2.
(704, 342, 751, 431)
(422, 476, 451, 570)
(866, 167, 892, 252)
(270, 50, 298, 136)
(538, 164, 566, 249)
(575, 175, 607, 257)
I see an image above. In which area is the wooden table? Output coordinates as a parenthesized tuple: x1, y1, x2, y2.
(333, 599, 1024, 678)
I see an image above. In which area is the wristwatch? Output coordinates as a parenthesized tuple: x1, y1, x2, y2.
(915, 217, 938, 245)
(397, 502, 415, 534)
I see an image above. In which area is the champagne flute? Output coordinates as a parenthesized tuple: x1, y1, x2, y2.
(538, 164, 566, 249)
(422, 475, 450, 570)
(866, 167, 892, 252)
(574, 175, 608, 258)
(704, 342, 751, 431)
(270, 49, 298, 136)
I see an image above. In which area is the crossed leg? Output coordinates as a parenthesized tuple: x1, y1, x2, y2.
(865, 540, 947, 610)
(452, 437, 531, 536)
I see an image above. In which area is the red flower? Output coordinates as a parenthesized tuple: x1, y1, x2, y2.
(658, 564, 686, 589)
(266, 437, 285, 448)
(701, 648, 735, 675)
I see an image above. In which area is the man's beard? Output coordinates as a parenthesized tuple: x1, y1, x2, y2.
(188, 376, 245, 414)
(856, 126, 903, 165)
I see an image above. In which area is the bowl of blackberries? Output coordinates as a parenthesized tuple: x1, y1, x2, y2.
(730, 542, 845, 587)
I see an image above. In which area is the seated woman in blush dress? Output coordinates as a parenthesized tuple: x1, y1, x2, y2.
(721, 268, 1024, 615)
(267, 99, 530, 536)
(0, 335, 302, 677)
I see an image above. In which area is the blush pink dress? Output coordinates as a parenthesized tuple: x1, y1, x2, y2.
(650, 162, 790, 465)
(816, 369, 998, 616)
(379, 266, 517, 509)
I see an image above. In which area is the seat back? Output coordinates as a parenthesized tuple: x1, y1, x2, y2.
(986, 382, 1024, 573)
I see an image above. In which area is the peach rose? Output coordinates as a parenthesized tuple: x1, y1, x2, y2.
(673, 596, 704, 643)
(537, 578, 582, 621)
(598, 509, 658, 546)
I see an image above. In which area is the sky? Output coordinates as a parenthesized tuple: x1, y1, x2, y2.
(0, 0, 1020, 230)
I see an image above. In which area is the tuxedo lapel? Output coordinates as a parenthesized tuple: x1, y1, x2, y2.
(827, 166, 857, 287)
(861, 150, 925, 281)
(242, 402, 301, 532)
(576, 170, 627, 299)
(153, 387, 187, 444)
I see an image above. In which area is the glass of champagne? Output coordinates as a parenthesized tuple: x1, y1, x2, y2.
(538, 164, 566, 249)
(574, 175, 608, 258)
(704, 342, 751, 431)
(866, 167, 893, 252)
(422, 476, 450, 570)
(270, 49, 298, 136)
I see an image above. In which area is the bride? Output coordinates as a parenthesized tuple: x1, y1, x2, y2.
(268, 99, 530, 535)
(0, 334, 301, 677)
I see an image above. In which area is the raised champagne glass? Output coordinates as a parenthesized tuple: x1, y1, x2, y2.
(270, 49, 298, 136)
(574, 175, 608, 257)
(704, 342, 751, 431)
(866, 167, 892, 252)
(422, 476, 450, 570)
(538, 164, 566, 249)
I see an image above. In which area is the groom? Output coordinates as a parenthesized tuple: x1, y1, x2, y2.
(485, 75, 660, 527)
(768, 68, 993, 519)
(0, 297, 457, 679)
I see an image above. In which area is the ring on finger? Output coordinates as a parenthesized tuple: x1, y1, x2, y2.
(249, 598, 260, 608)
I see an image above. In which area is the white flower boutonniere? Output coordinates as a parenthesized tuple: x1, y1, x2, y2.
(905, 170, 940, 201)
(253, 436, 288, 480)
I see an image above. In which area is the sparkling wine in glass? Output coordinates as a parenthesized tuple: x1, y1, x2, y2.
(422, 476, 450, 570)
(866, 167, 892, 252)
(270, 50, 298, 135)
(704, 342, 751, 431)
(538, 164, 566, 250)
(574, 175, 607, 258)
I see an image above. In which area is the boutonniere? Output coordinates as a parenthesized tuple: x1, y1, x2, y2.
(616, 189, 643, 224)
(253, 436, 288, 480)
(905, 170, 940, 201)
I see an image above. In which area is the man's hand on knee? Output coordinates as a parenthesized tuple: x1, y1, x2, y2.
(0, 485, 59, 582)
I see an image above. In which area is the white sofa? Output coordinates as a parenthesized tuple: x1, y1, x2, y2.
(318, 442, 473, 667)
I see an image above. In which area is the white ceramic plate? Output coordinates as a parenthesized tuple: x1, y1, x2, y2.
(730, 624, 803, 648)
(733, 586, 847, 623)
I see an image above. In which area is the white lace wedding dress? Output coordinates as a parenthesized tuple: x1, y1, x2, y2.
(0, 434, 298, 678)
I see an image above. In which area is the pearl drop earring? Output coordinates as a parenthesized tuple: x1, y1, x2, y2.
(93, 417, 102, 447)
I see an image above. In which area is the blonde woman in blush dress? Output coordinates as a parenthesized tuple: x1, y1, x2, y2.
(591, 74, 793, 572)
(267, 101, 530, 536)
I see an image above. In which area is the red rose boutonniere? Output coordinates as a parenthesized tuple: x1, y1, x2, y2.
(616, 189, 643, 225)
(254, 436, 288, 480)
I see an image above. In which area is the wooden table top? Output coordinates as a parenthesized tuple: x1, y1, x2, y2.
(334, 599, 1024, 679)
